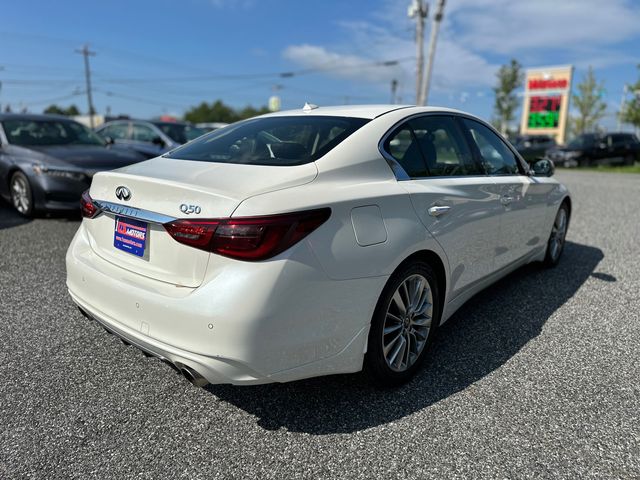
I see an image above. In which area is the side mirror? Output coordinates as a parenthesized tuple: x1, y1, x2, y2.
(151, 136, 165, 147)
(532, 158, 555, 177)
(103, 135, 115, 145)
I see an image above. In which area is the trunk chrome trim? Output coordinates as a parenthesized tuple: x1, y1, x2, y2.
(93, 200, 177, 224)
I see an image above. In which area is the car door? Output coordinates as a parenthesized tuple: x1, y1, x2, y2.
(382, 114, 502, 298)
(460, 117, 550, 270)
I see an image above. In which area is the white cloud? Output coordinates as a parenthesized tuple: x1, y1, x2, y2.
(448, 0, 640, 55)
(283, 44, 405, 84)
(281, 0, 640, 106)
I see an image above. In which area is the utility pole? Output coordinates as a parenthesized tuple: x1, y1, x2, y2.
(420, 0, 446, 106)
(391, 79, 398, 104)
(75, 44, 96, 127)
(408, 0, 428, 105)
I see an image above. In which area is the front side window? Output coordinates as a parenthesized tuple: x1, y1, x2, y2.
(567, 134, 597, 149)
(100, 123, 130, 140)
(132, 123, 157, 142)
(2, 119, 105, 146)
(462, 118, 521, 175)
(165, 116, 369, 166)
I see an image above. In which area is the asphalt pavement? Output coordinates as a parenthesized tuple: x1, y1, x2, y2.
(0, 170, 638, 479)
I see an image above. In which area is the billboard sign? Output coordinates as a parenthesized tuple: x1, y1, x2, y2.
(520, 65, 573, 144)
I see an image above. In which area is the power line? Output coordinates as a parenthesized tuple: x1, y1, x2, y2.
(19, 91, 84, 107)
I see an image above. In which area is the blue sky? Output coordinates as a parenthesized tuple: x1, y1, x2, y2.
(1, 0, 639, 130)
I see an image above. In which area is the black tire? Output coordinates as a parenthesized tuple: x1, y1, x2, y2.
(543, 203, 570, 267)
(624, 154, 635, 166)
(9, 171, 34, 217)
(365, 260, 441, 387)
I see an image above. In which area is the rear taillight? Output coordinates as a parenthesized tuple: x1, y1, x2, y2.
(163, 208, 330, 261)
(80, 190, 100, 218)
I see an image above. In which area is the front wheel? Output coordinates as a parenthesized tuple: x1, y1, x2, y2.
(365, 261, 441, 386)
(9, 171, 34, 217)
(543, 203, 570, 267)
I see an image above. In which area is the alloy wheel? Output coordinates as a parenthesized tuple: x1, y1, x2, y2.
(549, 207, 568, 262)
(382, 274, 433, 372)
(11, 175, 31, 215)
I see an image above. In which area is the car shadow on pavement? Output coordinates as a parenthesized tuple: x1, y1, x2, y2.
(207, 241, 606, 434)
(0, 198, 32, 230)
(0, 198, 80, 230)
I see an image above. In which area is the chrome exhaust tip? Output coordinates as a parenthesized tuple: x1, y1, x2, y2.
(180, 366, 209, 387)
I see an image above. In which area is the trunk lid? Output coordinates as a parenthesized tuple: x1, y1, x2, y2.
(85, 157, 317, 287)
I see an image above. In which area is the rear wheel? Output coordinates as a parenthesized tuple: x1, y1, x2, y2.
(365, 261, 441, 386)
(9, 171, 34, 217)
(624, 154, 635, 166)
(544, 203, 569, 267)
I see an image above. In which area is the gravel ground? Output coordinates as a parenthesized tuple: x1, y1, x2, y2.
(0, 170, 638, 479)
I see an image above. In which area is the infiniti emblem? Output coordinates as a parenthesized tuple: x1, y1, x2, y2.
(115, 186, 132, 201)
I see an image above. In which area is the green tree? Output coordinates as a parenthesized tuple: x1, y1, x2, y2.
(493, 59, 523, 135)
(43, 104, 81, 116)
(621, 64, 640, 129)
(183, 100, 269, 124)
(571, 66, 607, 136)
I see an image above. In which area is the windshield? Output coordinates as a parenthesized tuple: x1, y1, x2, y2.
(2, 119, 105, 147)
(165, 116, 370, 166)
(566, 135, 596, 149)
(152, 122, 208, 144)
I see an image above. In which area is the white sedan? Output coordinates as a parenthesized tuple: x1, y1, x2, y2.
(66, 105, 570, 387)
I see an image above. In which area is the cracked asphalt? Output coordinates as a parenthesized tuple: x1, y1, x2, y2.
(0, 170, 638, 479)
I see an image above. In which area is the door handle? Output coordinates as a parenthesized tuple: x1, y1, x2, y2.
(500, 195, 514, 206)
(428, 205, 451, 217)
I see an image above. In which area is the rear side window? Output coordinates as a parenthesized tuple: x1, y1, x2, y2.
(384, 125, 429, 177)
(165, 116, 369, 166)
(408, 116, 480, 176)
(462, 118, 521, 175)
(383, 115, 480, 178)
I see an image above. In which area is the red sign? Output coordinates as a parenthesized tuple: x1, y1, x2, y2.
(529, 96, 561, 113)
(528, 78, 568, 90)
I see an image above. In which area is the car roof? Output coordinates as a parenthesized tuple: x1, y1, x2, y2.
(260, 104, 469, 120)
(0, 113, 76, 122)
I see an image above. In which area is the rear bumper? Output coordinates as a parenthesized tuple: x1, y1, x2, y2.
(66, 222, 386, 385)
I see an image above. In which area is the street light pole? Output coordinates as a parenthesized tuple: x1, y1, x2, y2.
(75, 44, 96, 128)
(420, 0, 446, 106)
(408, 0, 428, 105)
(391, 79, 398, 104)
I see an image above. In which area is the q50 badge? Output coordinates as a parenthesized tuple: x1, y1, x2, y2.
(180, 204, 201, 214)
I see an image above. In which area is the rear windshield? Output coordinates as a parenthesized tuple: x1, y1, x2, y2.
(164, 115, 370, 166)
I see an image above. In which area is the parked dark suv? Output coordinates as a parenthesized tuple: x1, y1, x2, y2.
(546, 132, 640, 167)
(512, 134, 556, 163)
